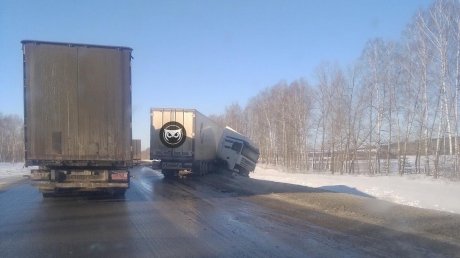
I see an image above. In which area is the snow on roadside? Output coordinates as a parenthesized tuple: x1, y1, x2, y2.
(251, 166, 460, 214)
(0, 163, 31, 178)
(0, 163, 31, 188)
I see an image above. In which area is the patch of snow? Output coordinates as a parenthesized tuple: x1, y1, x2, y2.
(251, 166, 460, 214)
(0, 163, 33, 188)
(0, 163, 30, 179)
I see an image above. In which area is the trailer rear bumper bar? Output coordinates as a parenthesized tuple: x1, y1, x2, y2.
(161, 161, 193, 170)
(33, 182, 129, 191)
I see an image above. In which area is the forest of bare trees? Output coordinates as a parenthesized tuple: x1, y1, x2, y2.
(214, 0, 460, 179)
(0, 113, 24, 163)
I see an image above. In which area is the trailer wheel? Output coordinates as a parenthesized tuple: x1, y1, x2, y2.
(203, 161, 208, 175)
(42, 192, 54, 198)
(112, 189, 126, 198)
(162, 169, 177, 179)
(199, 161, 209, 175)
(205, 162, 210, 174)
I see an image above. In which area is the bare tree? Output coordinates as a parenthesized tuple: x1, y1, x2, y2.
(0, 113, 24, 163)
(209, 0, 460, 180)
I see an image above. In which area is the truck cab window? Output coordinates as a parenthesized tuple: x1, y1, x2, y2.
(231, 142, 243, 152)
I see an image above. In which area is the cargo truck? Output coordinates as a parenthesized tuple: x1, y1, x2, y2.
(22, 40, 133, 196)
(132, 139, 142, 164)
(150, 108, 259, 177)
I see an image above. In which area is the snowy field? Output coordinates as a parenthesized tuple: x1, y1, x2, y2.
(0, 163, 31, 189)
(251, 166, 460, 214)
(0, 163, 30, 178)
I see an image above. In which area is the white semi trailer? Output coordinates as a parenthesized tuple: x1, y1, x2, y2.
(150, 108, 259, 177)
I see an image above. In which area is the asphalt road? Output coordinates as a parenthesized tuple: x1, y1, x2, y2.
(1, 166, 459, 258)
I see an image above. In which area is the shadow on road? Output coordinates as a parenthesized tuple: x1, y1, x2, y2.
(41, 191, 128, 202)
(131, 165, 375, 201)
(318, 185, 375, 198)
(178, 171, 376, 200)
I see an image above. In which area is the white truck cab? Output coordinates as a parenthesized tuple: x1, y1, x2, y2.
(217, 127, 260, 176)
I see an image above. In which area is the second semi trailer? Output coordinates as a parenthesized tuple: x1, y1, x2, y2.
(150, 108, 259, 177)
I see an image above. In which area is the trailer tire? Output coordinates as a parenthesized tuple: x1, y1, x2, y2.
(112, 189, 126, 198)
(42, 192, 54, 198)
(162, 169, 177, 179)
(197, 161, 206, 176)
(203, 161, 208, 175)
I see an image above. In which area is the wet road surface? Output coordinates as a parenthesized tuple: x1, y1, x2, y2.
(1, 166, 459, 257)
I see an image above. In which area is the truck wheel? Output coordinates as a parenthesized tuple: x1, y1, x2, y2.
(42, 192, 54, 198)
(162, 170, 177, 179)
(112, 189, 126, 198)
(239, 169, 250, 177)
(199, 161, 209, 175)
(203, 162, 208, 175)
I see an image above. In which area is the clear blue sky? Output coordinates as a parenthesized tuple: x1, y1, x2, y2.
(0, 0, 431, 149)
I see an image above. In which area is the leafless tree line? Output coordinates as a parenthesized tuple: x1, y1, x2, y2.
(0, 113, 24, 163)
(214, 0, 460, 179)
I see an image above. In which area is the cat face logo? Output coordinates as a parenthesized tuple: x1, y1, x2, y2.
(164, 128, 183, 144)
(159, 122, 187, 148)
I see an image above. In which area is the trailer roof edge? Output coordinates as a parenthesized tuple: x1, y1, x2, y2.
(21, 40, 133, 51)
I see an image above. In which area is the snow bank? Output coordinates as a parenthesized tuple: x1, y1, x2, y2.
(0, 163, 31, 188)
(0, 163, 30, 179)
(251, 166, 460, 214)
